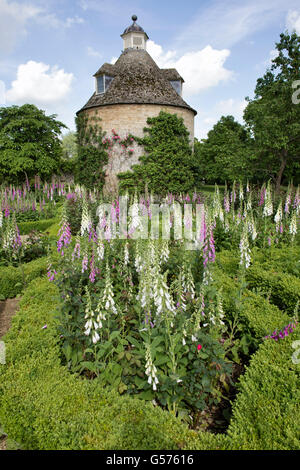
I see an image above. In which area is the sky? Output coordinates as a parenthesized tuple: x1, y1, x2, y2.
(0, 0, 300, 139)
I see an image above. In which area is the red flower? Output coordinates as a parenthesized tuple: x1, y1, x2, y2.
(197, 344, 202, 351)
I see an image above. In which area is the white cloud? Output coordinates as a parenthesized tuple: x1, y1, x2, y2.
(0, 0, 40, 54)
(216, 98, 247, 119)
(286, 10, 300, 34)
(87, 46, 102, 58)
(147, 40, 233, 96)
(264, 49, 279, 66)
(6, 61, 73, 105)
(195, 98, 247, 139)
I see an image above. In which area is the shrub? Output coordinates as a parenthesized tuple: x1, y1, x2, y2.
(118, 111, 195, 195)
(240, 290, 290, 338)
(246, 266, 300, 314)
(1, 270, 299, 449)
(0, 257, 48, 299)
(251, 245, 300, 277)
(0, 278, 223, 450)
(227, 328, 300, 450)
(18, 218, 58, 235)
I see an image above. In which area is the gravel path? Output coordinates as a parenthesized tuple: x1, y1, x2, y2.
(0, 298, 21, 451)
(0, 299, 20, 339)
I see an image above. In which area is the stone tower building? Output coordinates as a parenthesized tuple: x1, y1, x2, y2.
(77, 15, 197, 193)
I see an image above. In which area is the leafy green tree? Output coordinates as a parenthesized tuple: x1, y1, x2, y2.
(61, 131, 78, 159)
(244, 32, 300, 191)
(75, 113, 108, 191)
(0, 104, 66, 183)
(118, 111, 195, 195)
(194, 116, 254, 185)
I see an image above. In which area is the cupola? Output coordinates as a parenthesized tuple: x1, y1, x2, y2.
(121, 15, 149, 50)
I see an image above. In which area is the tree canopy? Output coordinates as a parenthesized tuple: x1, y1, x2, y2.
(0, 104, 66, 183)
(118, 111, 195, 195)
(61, 131, 78, 160)
(243, 32, 300, 191)
(194, 115, 254, 185)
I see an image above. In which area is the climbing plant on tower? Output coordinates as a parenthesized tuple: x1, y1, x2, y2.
(117, 111, 195, 195)
(75, 112, 108, 191)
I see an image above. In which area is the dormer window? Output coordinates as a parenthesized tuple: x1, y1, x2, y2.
(96, 74, 113, 94)
(170, 80, 182, 96)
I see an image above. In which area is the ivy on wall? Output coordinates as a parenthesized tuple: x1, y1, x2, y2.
(75, 112, 109, 191)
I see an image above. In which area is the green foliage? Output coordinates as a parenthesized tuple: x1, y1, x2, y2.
(246, 266, 300, 314)
(244, 32, 300, 189)
(0, 104, 66, 183)
(61, 131, 78, 160)
(251, 245, 300, 277)
(240, 291, 290, 339)
(0, 257, 48, 299)
(17, 218, 58, 235)
(227, 329, 300, 450)
(75, 113, 108, 190)
(118, 111, 195, 195)
(1, 273, 299, 449)
(0, 278, 221, 450)
(194, 116, 254, 185)
(53, 239, 230, 416)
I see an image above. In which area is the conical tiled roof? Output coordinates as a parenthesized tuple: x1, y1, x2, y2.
(77, 48, 197, 115)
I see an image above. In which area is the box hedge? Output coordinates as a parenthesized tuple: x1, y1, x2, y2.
(227, 329, 300, 450)
(18, 218, 58, 235)
(246, 266, 300, 314)
(0, 278, 227, 450)
(0, 272, 299, 449)
(0, 257, 48, 299)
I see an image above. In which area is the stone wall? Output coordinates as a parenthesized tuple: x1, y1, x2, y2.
(81, 103, 195, 194)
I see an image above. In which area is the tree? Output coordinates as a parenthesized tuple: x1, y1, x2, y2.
(118, 111, 195, 195)
(244, 32, 300, 191)
(0, 104, 66, 183)
(61, 131, 78, 159)
(194, 116, 254, 185)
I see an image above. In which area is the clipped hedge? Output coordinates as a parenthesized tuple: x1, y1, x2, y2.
(0, 273, 299, 449)
(45, 221, 60, 237)
(18, 218, 58, 235)
(251, 245, 300, 278)
(227, 329, 300, 450)
(246, 266, 300, 314)
(211, 266, 289, 338)
(240, 290, 291, 338)
(0, 257, 48, 299)
(0, 278, 226, 450)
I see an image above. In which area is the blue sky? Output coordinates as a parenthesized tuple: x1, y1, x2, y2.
(0, 0, 300, 139)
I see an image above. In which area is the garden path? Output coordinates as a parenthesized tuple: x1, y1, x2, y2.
(0, 298, 21, 451)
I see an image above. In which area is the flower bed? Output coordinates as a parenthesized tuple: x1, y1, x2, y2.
(0, 273, 299, 449)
